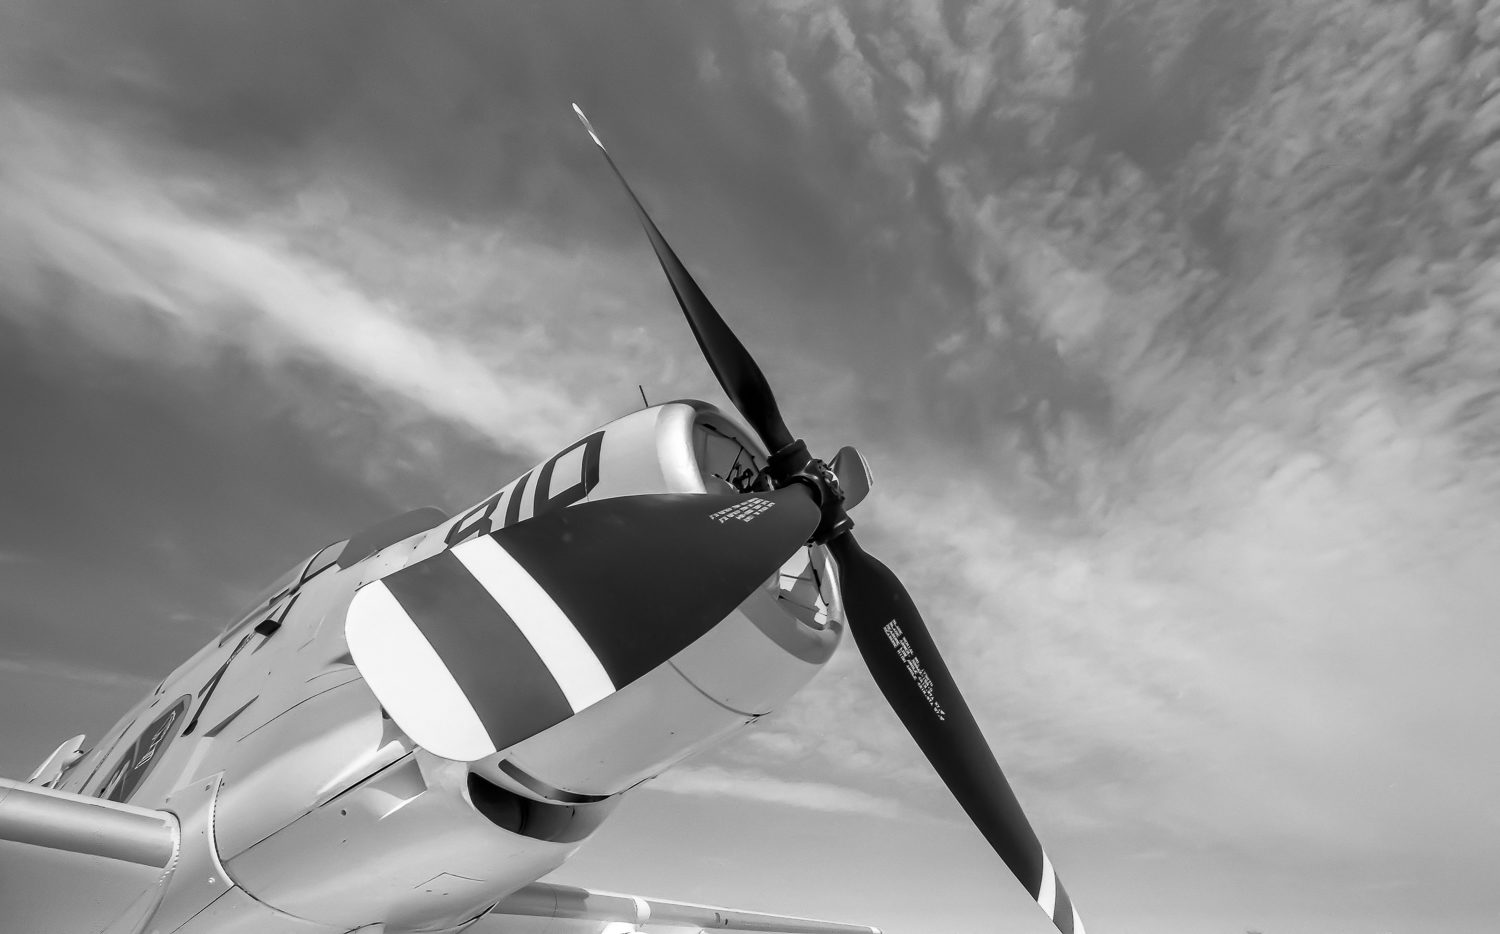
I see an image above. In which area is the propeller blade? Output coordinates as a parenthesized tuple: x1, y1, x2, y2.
(827, 533, 1086, 934)
(573, 103, 795, 453)
(348, 487, 820, 761)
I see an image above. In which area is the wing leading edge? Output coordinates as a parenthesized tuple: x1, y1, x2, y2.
(488, 882, 881, 934)
(0, 777, 179, 934)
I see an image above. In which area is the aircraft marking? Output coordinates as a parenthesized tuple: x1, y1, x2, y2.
(375, 550, 576, 756)
(1038, 851, 1056, 917)
(504, 470, 532, 528)
(97, 695, 192, 803)
(709, 498, 775, 524)
(445, 430, 604, 547)
(345, 582, 496, 761)
(454, 535, 615, 713)
(882, 620, 946, 721)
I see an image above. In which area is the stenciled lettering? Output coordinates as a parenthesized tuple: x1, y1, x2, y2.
(882, 620, 946, 721)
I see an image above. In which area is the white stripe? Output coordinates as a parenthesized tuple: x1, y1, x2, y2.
(1072, 905, 1086, 934)
(1037, 851, 1057, 920)
(454, 536, 616, 712)
(345, 582, 494, 761)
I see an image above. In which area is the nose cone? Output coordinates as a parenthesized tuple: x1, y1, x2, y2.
(346, 488, 820, 762)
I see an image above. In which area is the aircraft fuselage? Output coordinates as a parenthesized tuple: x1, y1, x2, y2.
(42, 401, 843, 933)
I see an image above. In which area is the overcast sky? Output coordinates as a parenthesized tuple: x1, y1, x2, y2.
(3, 2, 1500, 933)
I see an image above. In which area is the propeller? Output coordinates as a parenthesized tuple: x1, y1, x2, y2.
(575, 105, 1087, 934)
(572, 104, 794, 455)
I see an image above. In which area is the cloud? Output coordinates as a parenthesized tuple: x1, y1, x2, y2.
(0, 656, 155, 691)
(763, 51, 812, 126)
(7, 2, 1500, 926)
(646, 764, 905, 818)
(765, 4, 879, 129)
(0, 100, 680, 460)
(903, 95, 944, 150)
(697, 5, 1500, 879)
(696, 48, 722, 85)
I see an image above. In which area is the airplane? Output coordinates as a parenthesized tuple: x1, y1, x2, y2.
(0, 106, 1087, 934)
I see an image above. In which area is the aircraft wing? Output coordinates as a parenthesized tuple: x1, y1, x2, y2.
(0, 777, 179, 934)
(485, 881, 881, 934)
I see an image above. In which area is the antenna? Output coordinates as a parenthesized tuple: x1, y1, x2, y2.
(638, 385, 649, 408)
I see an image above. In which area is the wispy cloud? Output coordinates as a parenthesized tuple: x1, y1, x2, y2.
(0, 100, 682, 461)
(0, 656, 155, 691)
(762, 51, 812, 126)
(706, 0, 1500, 881)
(647, 764, 905, 818)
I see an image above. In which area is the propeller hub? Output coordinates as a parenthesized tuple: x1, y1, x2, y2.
(763, 440, 852, 545)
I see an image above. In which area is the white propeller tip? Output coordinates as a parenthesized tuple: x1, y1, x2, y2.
(572, 103, 605, 150)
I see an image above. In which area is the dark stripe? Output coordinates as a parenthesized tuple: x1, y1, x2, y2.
(1053, 881, 1075, 934)
(383, 551, 573, 751)
(493, 489, 820, 690)
(500, 518, 735, 687)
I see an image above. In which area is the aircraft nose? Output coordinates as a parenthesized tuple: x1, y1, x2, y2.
(346, 488, 821, 762)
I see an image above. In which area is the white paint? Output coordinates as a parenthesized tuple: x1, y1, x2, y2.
(512, 474, 538, 526)
(454, 536, 616, 712)
(345, 583, 495, 761)
(1072, 904, 1086, 934)
(1037, 851, 1057, 920)
(572, 104, 606, 149)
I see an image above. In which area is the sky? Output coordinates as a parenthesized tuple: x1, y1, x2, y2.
(2, 1, 1499, 933)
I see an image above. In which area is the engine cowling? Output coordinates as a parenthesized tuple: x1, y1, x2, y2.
(352, 400, 843, 797)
